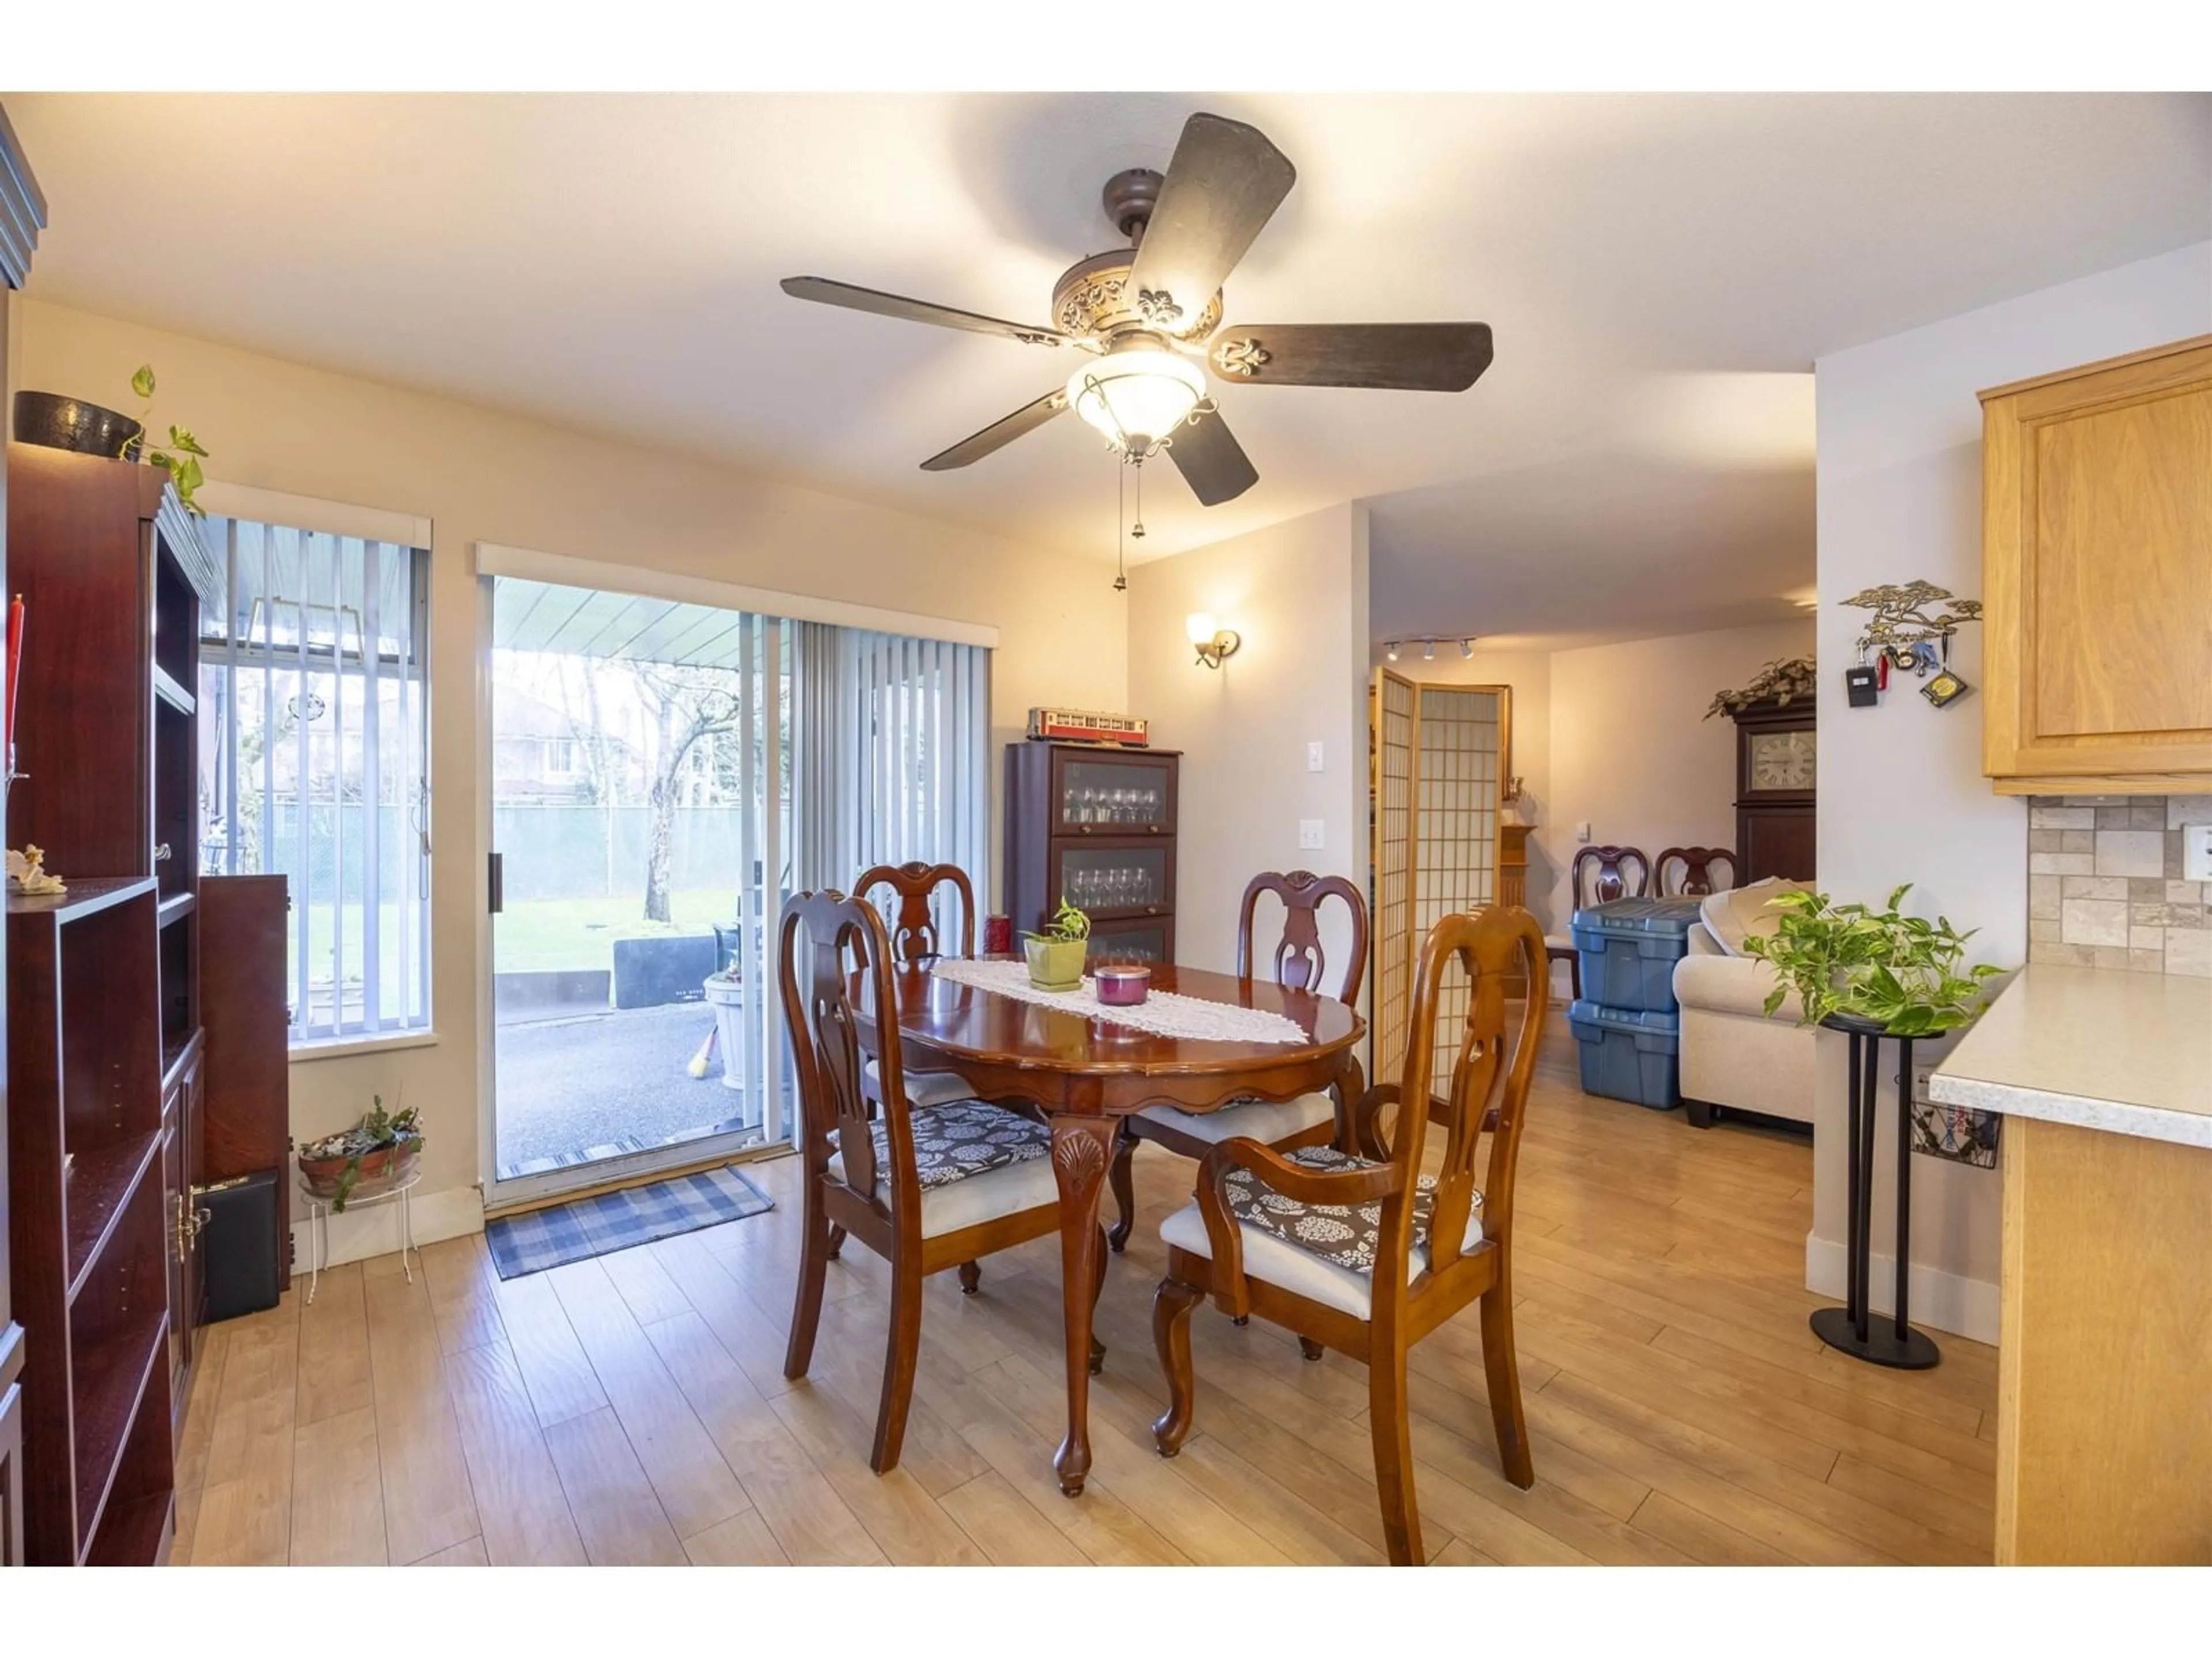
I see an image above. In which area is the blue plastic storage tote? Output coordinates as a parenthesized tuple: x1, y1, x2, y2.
(1567, 999, 1681, 1111)
(1569, 896, 1703, 1013)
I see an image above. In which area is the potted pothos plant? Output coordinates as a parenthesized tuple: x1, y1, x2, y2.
(1744, 884, 2005, 1036)
(1022, 897, 1091, 991)
(298, 1096, 424, 1212)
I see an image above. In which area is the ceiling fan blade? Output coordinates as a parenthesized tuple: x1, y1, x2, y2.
(1126, 114, 1296, 332)
(782, 276, 1075, 349)
(1165, 407, 1259, 506)
(920, 388, 1070, 472)
(1209, 323, 1494, 391)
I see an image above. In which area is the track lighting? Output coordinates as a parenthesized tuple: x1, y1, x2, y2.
(1460, 638, 1474, 659)
(1385, 641, 1399, 662)
(1423, 641, 1435, 661)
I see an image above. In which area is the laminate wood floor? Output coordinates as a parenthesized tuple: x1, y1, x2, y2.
(171, 1050, 1998, 1567)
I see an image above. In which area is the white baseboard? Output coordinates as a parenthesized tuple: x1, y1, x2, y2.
(291, 1182, 484, 1278)
(1804, 1232, 2000, 1347)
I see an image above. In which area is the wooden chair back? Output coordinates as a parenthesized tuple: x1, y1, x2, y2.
(778, 889, 915, 1227)
(1654, 846, 1737, 897)
(855, 861, 976, 964)
(1386, 907, 1548, 1284)
(1570, 844, 1650, 910)
(1237, 869, 1369, 1004)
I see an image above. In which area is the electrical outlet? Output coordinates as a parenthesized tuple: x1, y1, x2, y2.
(1306, 740, 1325, 773)
(1298, 819, 1325, 851)
(1912, 1065, 1936, 1107)
(2186, 824, 2212, 882)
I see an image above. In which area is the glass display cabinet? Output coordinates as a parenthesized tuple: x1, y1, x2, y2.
(1004, 742, 1180, 964)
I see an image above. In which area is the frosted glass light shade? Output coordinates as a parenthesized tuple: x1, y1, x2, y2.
(1186, 612, 1218, 646)
(1066, 347, 1206, 449)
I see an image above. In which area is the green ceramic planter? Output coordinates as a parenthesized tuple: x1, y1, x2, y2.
(1023, 934, 1088, 991)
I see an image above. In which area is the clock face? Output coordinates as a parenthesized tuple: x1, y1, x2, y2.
(1750, 729, 1816, 791)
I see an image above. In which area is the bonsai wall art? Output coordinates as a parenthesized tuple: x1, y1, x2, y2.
(1841, 581, 1982, 710)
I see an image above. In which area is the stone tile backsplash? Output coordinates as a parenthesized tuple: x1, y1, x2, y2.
(2027, 794, 2212, 977)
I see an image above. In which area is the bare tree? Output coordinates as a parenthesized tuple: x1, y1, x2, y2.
(631, 663, 740, 923)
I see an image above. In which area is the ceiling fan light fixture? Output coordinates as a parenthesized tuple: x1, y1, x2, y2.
(1066, 341, 1207, 452)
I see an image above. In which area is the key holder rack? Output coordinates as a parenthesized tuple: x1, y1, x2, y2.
(1842, 581, 1982, 709)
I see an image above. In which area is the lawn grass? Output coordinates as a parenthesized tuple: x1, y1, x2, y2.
(494, 888, 737, 972)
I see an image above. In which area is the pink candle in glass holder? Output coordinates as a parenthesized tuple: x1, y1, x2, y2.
(1094, 965, 1150, 1007)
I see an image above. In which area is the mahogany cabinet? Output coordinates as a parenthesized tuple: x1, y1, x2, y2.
(1980, 333, 2212, 794)
(1003, 742, 1180, 964)
(6, 881, 175, 1566)
(2, 93, 47, 1573)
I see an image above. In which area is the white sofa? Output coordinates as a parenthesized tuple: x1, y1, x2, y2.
(1671, 878, 1816, 1130)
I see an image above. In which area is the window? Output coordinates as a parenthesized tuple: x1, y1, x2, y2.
(200, 516, 433, 1045)
(541, 737, 578, 779)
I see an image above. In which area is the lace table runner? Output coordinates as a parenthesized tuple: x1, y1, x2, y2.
(930, 957, 1310, 1046)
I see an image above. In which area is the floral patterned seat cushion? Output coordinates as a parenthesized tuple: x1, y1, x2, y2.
(1220, 1144, 1480, 1275)
(835, 1097, 1051, 1191)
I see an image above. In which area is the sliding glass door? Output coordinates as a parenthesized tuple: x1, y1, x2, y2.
(484, 578, 790, 1205)
(481, 577, 991, 1207)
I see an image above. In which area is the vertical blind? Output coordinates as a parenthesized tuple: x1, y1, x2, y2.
(201, 518, 433, 1042)
(794, 623, 991, 941)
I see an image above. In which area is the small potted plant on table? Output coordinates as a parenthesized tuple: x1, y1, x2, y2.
(298, 1096, 425, 1213)
(1022, 897, 1091, 990)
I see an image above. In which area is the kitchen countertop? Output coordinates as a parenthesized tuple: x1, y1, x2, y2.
(1929, 964, 2212, 1149)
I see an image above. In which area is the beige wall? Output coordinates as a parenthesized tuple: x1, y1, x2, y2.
(18, 298, 1127, 1252)
(1126, 503, 1371, 982)
(1546, 619, 1815, 927)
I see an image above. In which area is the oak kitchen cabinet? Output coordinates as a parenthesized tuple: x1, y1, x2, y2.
(1979, 332, 2212, 794)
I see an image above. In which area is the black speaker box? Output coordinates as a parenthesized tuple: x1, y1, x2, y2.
(200, 1169, 283, 1321)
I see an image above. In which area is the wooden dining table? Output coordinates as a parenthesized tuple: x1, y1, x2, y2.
(858, 956, 1365, 1496)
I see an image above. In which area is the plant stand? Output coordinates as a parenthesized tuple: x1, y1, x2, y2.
(296, 1165, 421, 1305)
(1813, 1014, 1940, 1369)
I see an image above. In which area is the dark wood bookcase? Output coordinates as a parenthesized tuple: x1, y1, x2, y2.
(3, 444, 286, 1564)
(2, 90, 51, 1574)
(6, 879, 173, 1566)
(1003, 741, 1181, 965)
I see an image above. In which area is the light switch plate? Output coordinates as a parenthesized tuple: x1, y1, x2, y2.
(1576, 821, 1592, 844)
(1298, 819, 1325, 850)
(1306, 741, 1325, 773)
(2186, 824, 2212, 882)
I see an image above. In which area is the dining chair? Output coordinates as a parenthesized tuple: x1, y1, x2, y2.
(1542, 844, 1651, 1001)
(1105, 870, 1368, 1255)
(780, 889, 1095, 1474)
(1653, 846, 1737, 897)
(854, 861, 981, 1112)
(1149, 904, 1549, 1566)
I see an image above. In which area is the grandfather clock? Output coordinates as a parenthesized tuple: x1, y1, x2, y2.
(1731, 700, 1816, 882)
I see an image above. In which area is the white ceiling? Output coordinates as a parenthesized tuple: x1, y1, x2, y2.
(12, 92, 2210, 647)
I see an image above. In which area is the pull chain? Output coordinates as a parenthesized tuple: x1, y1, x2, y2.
(1114, 458, 1128, 590)
(1131, 452, 1146, 544)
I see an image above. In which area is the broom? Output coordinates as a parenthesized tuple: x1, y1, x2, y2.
(685, 1025, 718, 1079)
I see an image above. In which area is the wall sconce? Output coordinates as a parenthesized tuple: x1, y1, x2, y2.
(1186, 612, 1242, 670)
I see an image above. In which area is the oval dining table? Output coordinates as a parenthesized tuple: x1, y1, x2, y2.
(858, 956, 1365, 1497)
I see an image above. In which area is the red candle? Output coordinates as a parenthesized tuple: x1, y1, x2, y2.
(5, 594, 22, 776)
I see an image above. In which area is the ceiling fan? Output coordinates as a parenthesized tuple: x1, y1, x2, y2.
(781, 112, 1495, 507)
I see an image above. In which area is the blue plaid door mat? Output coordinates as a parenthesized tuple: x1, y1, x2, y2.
(486, 1165, 774, 1281)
